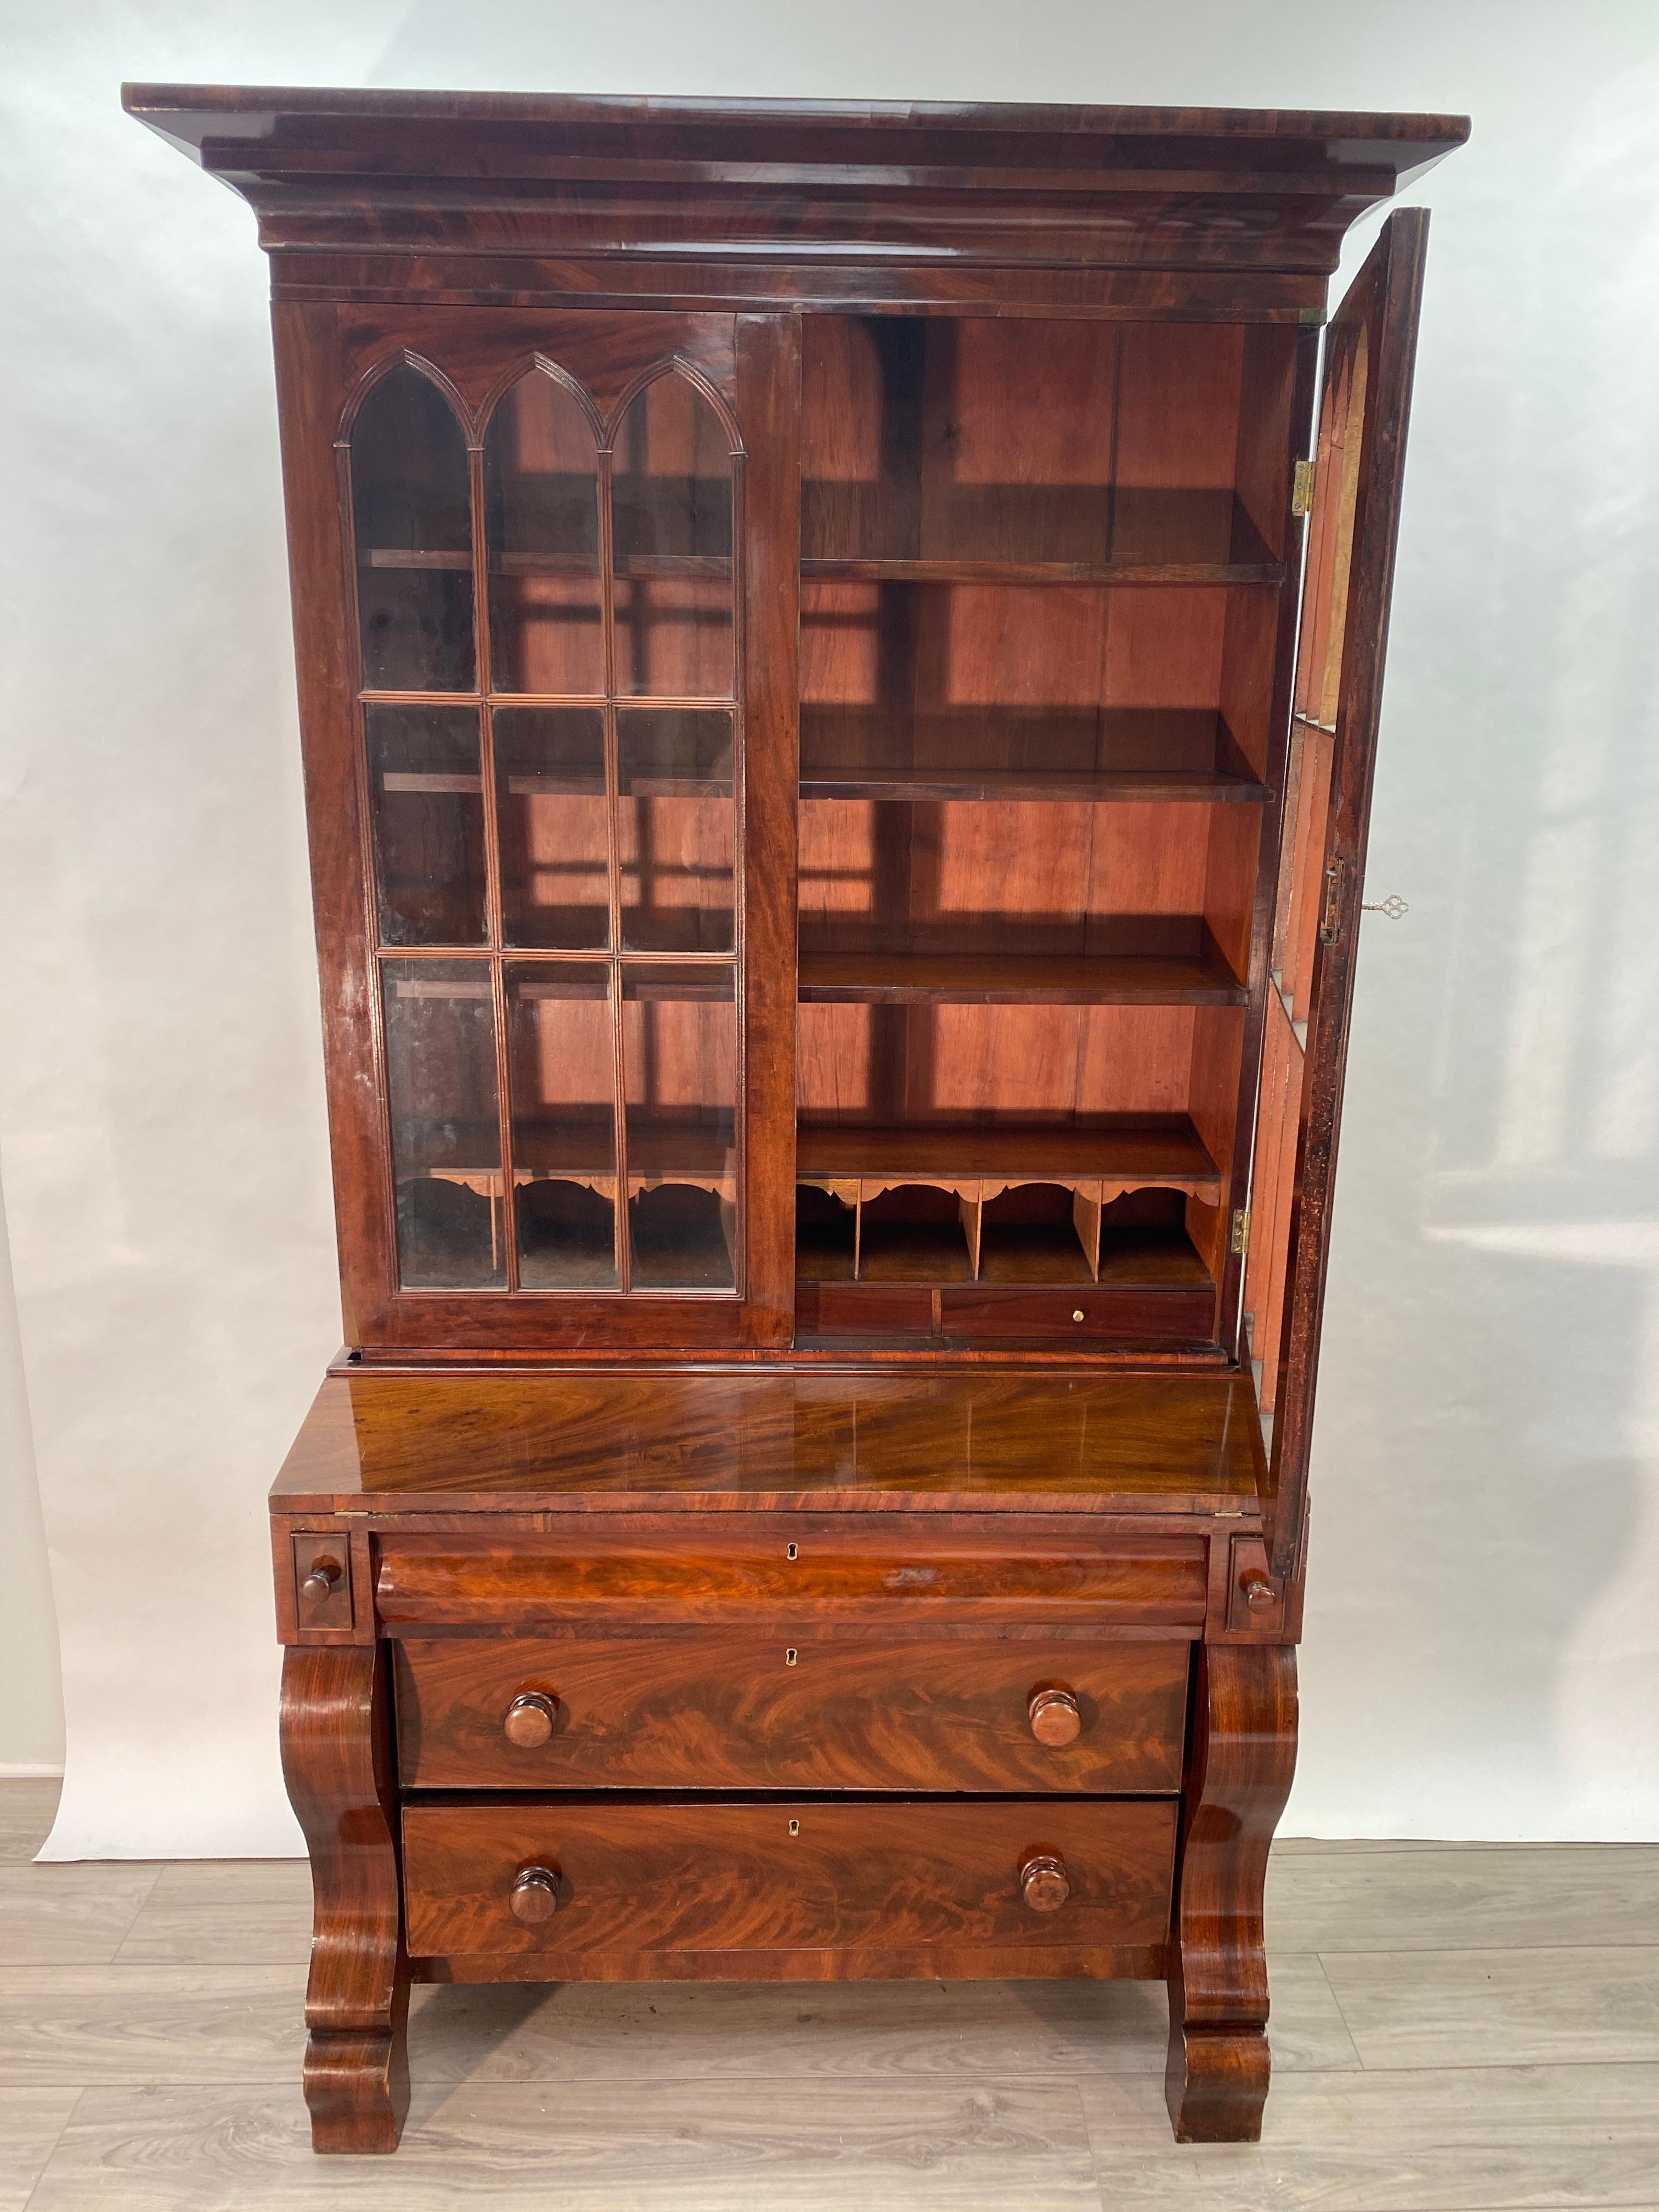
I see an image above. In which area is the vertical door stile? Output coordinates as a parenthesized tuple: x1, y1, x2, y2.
(471, 435, 520, 1294)
(733, 314, 802, 1346)
(597, 437, 631, 1295)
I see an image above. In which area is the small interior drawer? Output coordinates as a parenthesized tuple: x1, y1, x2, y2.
(395, 1633, 1191, 1794)
(939, 1286, 1217, 1344)
(403, 1795, 1177, 1977)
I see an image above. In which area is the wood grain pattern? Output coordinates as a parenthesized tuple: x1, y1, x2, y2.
(0, 2089, 79, 2212)
(0, 1865, 160, 1967)
(270, 1368, 1267, 1515)
(1266, 211, 1431, 1577)
(402, 1796, 1176, 1972)
(279, 1647, 408, 2153)
(123, 86, 1469, 287)
(27, 2078, 1105, 2209)
(134, 83, 1462, 2157)
(1164, 1641, 1297, 2143)
(1267, 1841, 1659, 1955)
(394, 1633, 1190, 1793)
(375, 1523, 1209, 1628)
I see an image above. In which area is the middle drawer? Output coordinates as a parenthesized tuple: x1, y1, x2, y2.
(395, 1634, 1190, 1794)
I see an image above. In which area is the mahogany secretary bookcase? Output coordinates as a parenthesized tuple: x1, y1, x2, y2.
(127, 84, 1466, 2151)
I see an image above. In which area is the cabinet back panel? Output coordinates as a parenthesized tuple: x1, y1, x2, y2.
(797, 1003, 1199, 1123)
(799, 799, 1229, 958)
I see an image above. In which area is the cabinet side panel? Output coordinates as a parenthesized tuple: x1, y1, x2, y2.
(271, 301, 394, 1340)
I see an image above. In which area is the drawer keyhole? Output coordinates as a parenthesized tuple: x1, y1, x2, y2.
(785, 1648, 798, 1666)
(786, 1543, 798, 1561)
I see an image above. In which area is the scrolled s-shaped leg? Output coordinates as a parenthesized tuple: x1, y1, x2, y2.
(1166, 1642, 1297, 2143)
(280, 1645, 409, 2153)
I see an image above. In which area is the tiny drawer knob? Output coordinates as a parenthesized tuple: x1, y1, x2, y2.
(300, 1556, 342, 1605)
(1028, 1687, 1082, 1747)
(1020, 1853, 1070, 1913)
(1241, 1570, 1277, 1613)
(503, 1692, 560, 1748)
(1072, 1309, 1085, 1323)
(509, 1866, 561, 1924)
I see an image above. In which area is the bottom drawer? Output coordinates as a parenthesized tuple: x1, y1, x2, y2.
(404, 1796, 1175, 1981)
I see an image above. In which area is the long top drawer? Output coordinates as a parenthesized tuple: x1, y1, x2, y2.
(375, 1521, 1209, 1628)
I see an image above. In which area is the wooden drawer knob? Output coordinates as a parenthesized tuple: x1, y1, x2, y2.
(1027, 1687, 1082, 1746)
(503, 1692, 560, 1748)
(300, 1556, 342, 1605)
(1020, 1853, 1070, 1913)
(509, 1866, 561, 1924)
(1240, 1570, 1277, 1613)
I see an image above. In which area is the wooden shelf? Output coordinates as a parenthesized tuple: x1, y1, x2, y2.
(797, 1119, 1222, 1195)
(363, 548, 471, 571)
(801, 487, 1282, 584)
(405, 1115, 733, 1192)
(800, 766, 1267, 804)
(802, 556, 1282, 586)
(797, 946, 1247, 1006)
(618, 779, 733, 800)
(382, 770, 483, 795)
(363, 550, 729, 579)
(798, 708, 1267, 802)
(380, 770, 730, 800)
(499, 552, 730, 579)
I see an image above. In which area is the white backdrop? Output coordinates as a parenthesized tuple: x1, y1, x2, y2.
(3, 0, 1657, 1856)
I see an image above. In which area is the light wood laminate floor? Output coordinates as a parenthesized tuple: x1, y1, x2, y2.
(2, 1781, 1656, 2209)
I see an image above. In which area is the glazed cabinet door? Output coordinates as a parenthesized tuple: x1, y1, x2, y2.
(272, 307, 798, 1353)
(1239, 211, 1430, 1570)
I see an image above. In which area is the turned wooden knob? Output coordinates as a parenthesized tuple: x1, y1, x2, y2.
(503, 1692, 560, 1747)
(509, 1866, 561, 1924)
(1020, 1853, 1070, 1913)
(1241, 1571, 1277, 1613)
(301, 1556, 342, 1605)
(1028, 1687, 1082, 1746)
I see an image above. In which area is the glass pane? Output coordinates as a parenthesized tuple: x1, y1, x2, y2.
(612, 374, 733, 697)
(351, 366, 476, 692)
(617, 709, 735, 952)
(493, 707, 609, 949)
(622, 961, 737, 1290)
(483, 371, 603, 697)
(365, 706, 486, 946)
(506, 964, 618, 1290)
(381, 960, 504, 1289)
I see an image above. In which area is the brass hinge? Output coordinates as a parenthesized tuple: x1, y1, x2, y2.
(1319, 857, 1346, 945)
(1292, 459, 1316, 516)
(1231, 1208, 1250, 1257)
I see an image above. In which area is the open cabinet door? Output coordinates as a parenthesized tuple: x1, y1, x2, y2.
(1241, 208, 1431, 1576)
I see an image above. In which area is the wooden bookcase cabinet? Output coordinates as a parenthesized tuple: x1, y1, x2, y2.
(128, 84, 1466, 2152)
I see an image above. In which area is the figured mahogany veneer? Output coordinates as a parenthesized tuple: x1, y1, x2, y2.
(273, 1368, 1266, 1516)
(395, 1634, 1190, 1794)
(132, 80, 1459, 2155)
(402, 1796, 1176, 1978)
(375, 1522, 1207, 1628)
